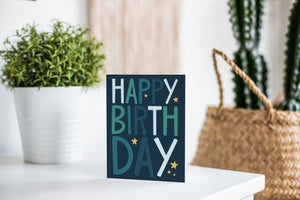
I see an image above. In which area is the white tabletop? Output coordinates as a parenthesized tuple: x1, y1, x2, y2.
(0, 154, 264, 200)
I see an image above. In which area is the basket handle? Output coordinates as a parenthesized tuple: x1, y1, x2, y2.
(212, 49, 276, 122)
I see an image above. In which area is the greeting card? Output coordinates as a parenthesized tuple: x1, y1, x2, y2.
(107, 75, 185, 182)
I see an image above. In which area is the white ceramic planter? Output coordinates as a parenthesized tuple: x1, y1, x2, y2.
(13, 87, 90, 164)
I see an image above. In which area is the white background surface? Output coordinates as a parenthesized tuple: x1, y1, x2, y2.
(0, 0, 292, 162)
(0, 154, 265, 200)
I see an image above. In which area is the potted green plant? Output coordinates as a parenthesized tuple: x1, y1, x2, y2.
(0, 20, 105, 164)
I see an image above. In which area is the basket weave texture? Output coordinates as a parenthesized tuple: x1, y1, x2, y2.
(192, 49, 300, 200)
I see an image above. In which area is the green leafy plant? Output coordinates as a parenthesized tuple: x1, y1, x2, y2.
(0, 20, 105, 89)
(228, 0, 268, 109)
(279, 0, 300, 111)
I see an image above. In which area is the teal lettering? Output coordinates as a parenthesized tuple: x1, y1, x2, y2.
(163, 106, 178, 136)
(134, 137, 153, 177)
(112, 136, 133, 175)
(112, 105, 125, 134)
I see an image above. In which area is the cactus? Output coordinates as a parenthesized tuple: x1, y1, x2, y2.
(254, 0, 264, 48)
(280, 0, 300, 111)
(228, 0, 267, 109)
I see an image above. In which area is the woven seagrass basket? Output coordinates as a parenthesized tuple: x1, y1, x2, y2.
(192, 49, 300, 200)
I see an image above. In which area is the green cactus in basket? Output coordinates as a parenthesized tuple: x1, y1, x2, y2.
(228, 0, 268, 109)
(279, 0, 300, 111)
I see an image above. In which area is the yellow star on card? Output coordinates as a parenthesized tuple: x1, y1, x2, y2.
(144, 94, 148, 98)
(167, 170, 171, 174)
(173, 97, 178, 102)
(131, 138, 138, 145)
(173, 173, 176, 176)
(170, 161, 178, 169)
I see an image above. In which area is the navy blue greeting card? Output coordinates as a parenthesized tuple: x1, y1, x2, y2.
(107, 75, 185, 182)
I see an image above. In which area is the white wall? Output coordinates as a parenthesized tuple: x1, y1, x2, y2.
(263, 0, 291, 100)
(0, 0, 292, 163)
(180, 0, 236, 162)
